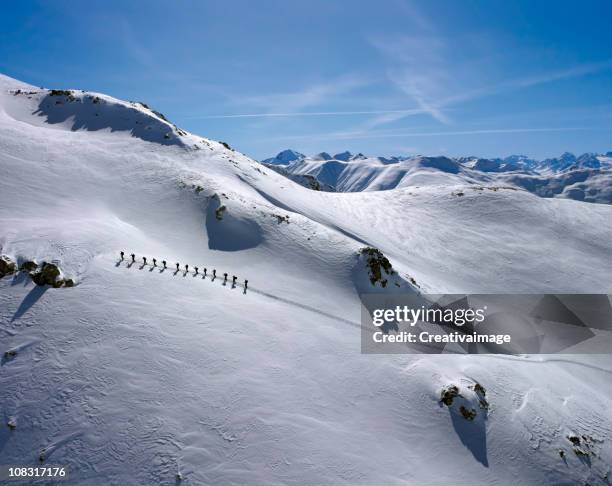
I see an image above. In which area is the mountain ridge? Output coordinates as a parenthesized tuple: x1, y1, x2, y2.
(262, 149, 612, 203)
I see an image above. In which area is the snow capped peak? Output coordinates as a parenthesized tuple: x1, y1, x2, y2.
(559, 151, 577, 162)
(503, 154, 535, 165)
(277, 148, 305, 162)
(413, 155, 460, 174)
(261, 149, 305, 165)
(538, 152, 606, 173)
(260, 148, 611, 203)
(1, 75, 206, 149)
(379, 156, 401, 165)
(333, 151, 353, 161)
(0, 73, 36, 91)
(312, 151, 332, 161)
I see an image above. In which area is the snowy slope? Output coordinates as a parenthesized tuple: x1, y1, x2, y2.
(263, 150, 612, 203)
(502, 168, 612, 204)
(2, 74, 612, 485)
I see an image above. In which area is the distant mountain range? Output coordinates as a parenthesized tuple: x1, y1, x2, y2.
(262, 150, 612, 203)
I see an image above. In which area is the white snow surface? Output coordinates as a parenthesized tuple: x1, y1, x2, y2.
(1, 74, 612, 485)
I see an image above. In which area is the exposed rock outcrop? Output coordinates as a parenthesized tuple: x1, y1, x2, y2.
(4, 258, 75, 288)
(359, 247, 394, 288)
(19, 260, 38, 272)
(31, 262, 62, 287)
(0, 254, 16, 277)
(439, 381, 489, 422)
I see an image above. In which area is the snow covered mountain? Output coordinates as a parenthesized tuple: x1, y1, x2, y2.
(263, 150, 612, 203)
(2, 74, 612, 485)
(261, 148, 305, 165)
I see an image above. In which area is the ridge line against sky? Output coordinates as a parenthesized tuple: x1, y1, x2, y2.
(1, 0, 611, 159)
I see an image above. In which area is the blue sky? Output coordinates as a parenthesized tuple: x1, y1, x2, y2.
(2, 0, 612, 160)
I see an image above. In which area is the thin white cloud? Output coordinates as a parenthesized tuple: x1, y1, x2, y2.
(392, 0, 435, 31)
(182, 57, 612, 127)
(369, 30, 454, 124)
(370, 126, 596, 138)
(265, 126, 598, 142)
(411, 91, 451, 124)
(358, 111, 416, 130)
(370, 8, 612, 127)
(184, 108, 427, 120)
(442, 60, 612, 106)
(508, 60, 612, 89)
(226, 74, 371, 116)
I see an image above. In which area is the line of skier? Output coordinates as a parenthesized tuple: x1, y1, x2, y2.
(119, 251, 248, 289)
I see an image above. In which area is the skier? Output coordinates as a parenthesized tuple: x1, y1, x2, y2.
(162, 260, 167, 269)
(212, 269, 216, 279)
(152, 258, 157, 267)
(244, 279, 248, 290)
(185, 264, 189, 272)
(131, 253, 135, 263)
(143, 256, 147, 265)
(194, 266, 198, 275)
(176, 263, 180, 271)
(120, 251, 124, 260)
(203, 268, 207, 277)
(223, 272, 228, 283)
(232, 275, 237, 286)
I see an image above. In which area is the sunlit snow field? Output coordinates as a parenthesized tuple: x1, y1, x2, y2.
(1, 74, 612, 485)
